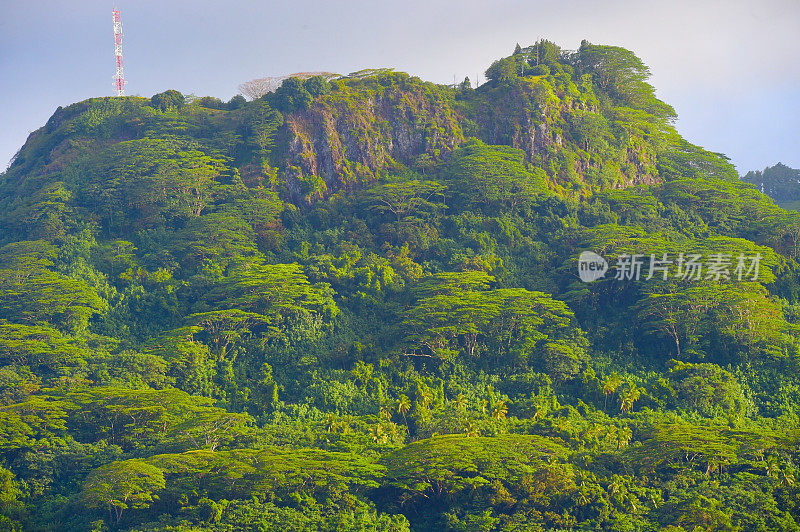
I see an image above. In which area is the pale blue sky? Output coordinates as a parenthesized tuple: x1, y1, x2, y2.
(1, 0, 798, 173)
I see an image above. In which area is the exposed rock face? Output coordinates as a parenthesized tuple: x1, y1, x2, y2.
(6, 69, 679, 216)
(282, 77, 464, 202)
(468, 82, 658, 189)
(243, 61, 680, 204)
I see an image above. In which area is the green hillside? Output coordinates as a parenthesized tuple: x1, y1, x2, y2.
(1, 40, 799, 530)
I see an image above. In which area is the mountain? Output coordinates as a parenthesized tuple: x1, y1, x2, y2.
(0, 40, 799, 531)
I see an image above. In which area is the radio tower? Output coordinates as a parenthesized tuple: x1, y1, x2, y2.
(112, 9, 127, 96)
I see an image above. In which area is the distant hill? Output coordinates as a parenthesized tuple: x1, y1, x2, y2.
(743, 162, 800, 207)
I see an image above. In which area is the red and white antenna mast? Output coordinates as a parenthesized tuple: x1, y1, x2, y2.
(112, 9, 127, 96)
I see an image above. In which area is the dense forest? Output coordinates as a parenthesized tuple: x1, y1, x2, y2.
(1, 39, 800, 530)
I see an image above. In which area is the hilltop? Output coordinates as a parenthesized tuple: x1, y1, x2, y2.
(0, 40, 799, 531)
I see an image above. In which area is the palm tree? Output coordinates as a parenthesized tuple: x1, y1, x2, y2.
(453, 392, 467, 412)
(385, 422, 402, 442)
(340, 415, 354, 435)
(371, 425, 386, 444)
(419, 388, 433, 410)
(532, 396, 548, 420)
(766, 458, 781, 480)
(603, 373, 623, 412)
(323, 413, 337, 432)
(397, 394, 411, 433)
(768, 458, 797, 486)
(619, 383, 642, 414)
(577, 491, 590, 506)
(492, 401, 508, 420)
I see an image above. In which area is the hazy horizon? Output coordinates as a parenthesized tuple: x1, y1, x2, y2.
(1, 0, 798, 173)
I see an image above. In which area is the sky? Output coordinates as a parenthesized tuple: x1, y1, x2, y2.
(1, 0, 798, 174)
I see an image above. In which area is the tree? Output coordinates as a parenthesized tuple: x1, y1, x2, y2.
(615, 426, 633, 449)
(238, 77, 284, 100)
(78, 138, 227, 232)
(485, 57, 520, 83)
(174, 211, 261, 269)
(624, 421, 782, 479)
(82, 460, 165, 523)
(667, 360, 749, 417)
(397, 394, 411, 433)
(274, 77, 313, 112)
(530, 39, 561, 66)
(187, 309, 265, 359)
(636, 281, 785, 362)
(404, 272, 581, 374)
(576, 41, 674, 119)
(227, 94, 246, 109)
(251, 362, 280, 414)
(200, 262, 339, 347)
(304, 75, 331, 97)
(2, 180, 74, 240)
(602, 373, 623, 412)
(619, 382, 642, 413)
(0, 320, 88, 374)
(196, 96, 226, 110)
(145, 326, 216, 396)
(171, 408, 251, 451)
(0, 241, 107, 333)
(150, 90, 185, 111)
(66, 385, 252, 450)
(491, 401, 507, 420)
(446, 140, 547, 213)
(743, 162, 800, 203)
(244, 99, 284, 158)
(364, 176, 446, 224)
(381, 434, 574, 512)
(636, 284, 710, 358)
(0, 466, 22, 518)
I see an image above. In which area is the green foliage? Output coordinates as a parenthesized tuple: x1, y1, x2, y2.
(150, 90, 185, 112)
(383, 434, 577, 528)
(0, 241, 107, 333)
(82, 460, 166, 522)
(273, 77, 313, 113)
(446, 140, 549, 213)
(666, 360, 750, 418)
(576, 40, 675, 119)
(0, 39, 799, 531)
(402, 271, 586, 379)
(744, 162, 800, 203)
(484, 56, 522, 83)
(242, 99, 283, 161)
(304, 75, 332, 97)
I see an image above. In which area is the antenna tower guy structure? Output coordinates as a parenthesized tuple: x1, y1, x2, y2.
(112, 9, 127, 96)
